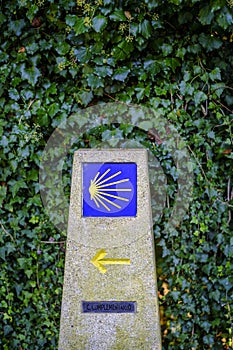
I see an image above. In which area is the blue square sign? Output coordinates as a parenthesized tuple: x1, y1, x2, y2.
(82, 163, 137, 217)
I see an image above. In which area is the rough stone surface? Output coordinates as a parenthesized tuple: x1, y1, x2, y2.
(59, 149, 162, 350)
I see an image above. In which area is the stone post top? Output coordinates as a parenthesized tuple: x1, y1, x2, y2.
(68, 148, 153, 247)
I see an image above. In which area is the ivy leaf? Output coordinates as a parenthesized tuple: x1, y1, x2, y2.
(180, 81, 194, 95)
(21, 64, 40, 85)
(209, 68, 221, 81)
(48, 103, 60, 117)
(92, 15, 108, 32)
(8, 179, 28, 198)
(75, 47, 91, 63)
(199, 34, 222, 51)
(199, 5, 214, 25)
(3, 325, 13, 336)
(65, 14, 77, 27)
(140, 19, 152, 39)
(95, 66, 113, 78)
(164, 58, 180, 72)
(130, 22, 140, 36)
(109, 9, 126, 21)
(66, 15, 88, 35)
(135, 87, 146, 101)
(113, 67, 130, 81)
(87, 74, 104, 89)
(112, 41, 134, 60)
(144, 59, 161, 75)
(217, 8, 233, 29)
(79, 90, 93, 106)
(161, 43, 173, 56)
(207, 131, 215, 139)
(194, 91, 208, 106)
(9, 88, 20, 101)
(144, 0, 159, 10)
(9, 19, 25, 36)
(55, 42, 71, 55)
(212, 83, 225, 98)
(74, 18, 88, 35)
(26, 4, 39, 21)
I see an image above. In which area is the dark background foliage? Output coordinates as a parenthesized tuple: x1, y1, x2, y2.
(0, 0, 233, 349)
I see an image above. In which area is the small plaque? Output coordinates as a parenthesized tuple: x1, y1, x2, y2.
(82, 301, 137, 314)
(82, 162, 137, 217)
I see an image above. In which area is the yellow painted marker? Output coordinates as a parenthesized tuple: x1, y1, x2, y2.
(91, 249, 131, 274)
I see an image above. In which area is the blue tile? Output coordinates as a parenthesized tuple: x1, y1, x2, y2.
(82, 163, 137, 217)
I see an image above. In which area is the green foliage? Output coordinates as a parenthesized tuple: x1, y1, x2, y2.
(0, 0, 233, 349)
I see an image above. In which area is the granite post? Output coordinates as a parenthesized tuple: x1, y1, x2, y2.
(59, 149, 162, 349)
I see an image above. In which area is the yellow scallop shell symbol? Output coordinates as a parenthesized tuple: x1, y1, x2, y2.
(88, 168, 132, 212)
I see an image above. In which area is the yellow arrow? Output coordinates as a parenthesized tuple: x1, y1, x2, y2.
(91, 249, 131, 274)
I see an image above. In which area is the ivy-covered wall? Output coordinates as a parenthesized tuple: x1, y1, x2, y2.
(0, 0, 233, 349)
